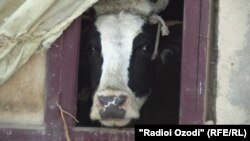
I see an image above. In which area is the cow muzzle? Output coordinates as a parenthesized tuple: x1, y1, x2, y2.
(98, 95, 127, 119)
(90, 89, 138, 126)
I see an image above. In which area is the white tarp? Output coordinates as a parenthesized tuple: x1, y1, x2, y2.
(0, 0, 98, 85)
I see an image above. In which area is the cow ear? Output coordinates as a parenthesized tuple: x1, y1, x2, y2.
(156, 24, 182, 66)
(159, 48, 173, 65)
(156, 44, 181, 75)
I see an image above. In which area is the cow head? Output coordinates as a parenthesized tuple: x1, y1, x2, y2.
(86, 0, 169, 127)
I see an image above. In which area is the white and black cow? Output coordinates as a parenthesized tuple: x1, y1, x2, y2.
(85, 0, 170, 127)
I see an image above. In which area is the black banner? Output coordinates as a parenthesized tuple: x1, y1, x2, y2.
(135, 125, 250, 140)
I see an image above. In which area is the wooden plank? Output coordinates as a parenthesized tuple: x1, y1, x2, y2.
(196, 0, 210, 124)
(45, 18, 81, 139)
(71, 127, 134, 141)
(179, 0, 209, 124)
(0, 127, 46, 141)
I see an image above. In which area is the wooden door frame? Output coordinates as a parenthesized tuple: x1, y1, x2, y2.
(179, 0, 210, 124)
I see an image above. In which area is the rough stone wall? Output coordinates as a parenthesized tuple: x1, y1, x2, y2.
(216, 0, 250, 124)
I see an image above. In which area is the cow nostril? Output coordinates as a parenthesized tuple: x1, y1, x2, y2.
(99, 105, 125, 119)
(115, 95, 127, 106)
(97, 95, 127, 119)
(98, 96, 114, 105)
(98, 95, 127, 106)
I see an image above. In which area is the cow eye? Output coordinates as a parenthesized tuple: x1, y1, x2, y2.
(140, 44, 152, 53)
(91, 45, 96, 52)
(89, 45, 100, 53)
(142, 45, 148, 51)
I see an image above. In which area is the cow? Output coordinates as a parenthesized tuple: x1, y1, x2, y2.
(84, 0, 173, 127)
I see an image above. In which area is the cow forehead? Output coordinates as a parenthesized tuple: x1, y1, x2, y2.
(94, 13, 145, 91)
(95, 12, 145, 44)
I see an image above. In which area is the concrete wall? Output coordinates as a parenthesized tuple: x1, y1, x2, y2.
(0, 53, 45, 126)
(216, 0, 250, 124)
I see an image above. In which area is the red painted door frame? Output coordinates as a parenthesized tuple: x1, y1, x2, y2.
(179, 0, 210, 124)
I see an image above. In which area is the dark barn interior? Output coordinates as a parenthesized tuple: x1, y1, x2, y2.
(76, 0, 184, 127)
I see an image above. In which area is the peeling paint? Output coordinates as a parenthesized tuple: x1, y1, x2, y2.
(6, 130, 12, 136)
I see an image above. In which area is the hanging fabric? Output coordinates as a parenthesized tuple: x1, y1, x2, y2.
(0, 0, 98, 85)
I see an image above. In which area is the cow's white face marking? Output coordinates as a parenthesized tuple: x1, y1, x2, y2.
(96, 12, 144, 91)
(89, 12, 149, 126)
